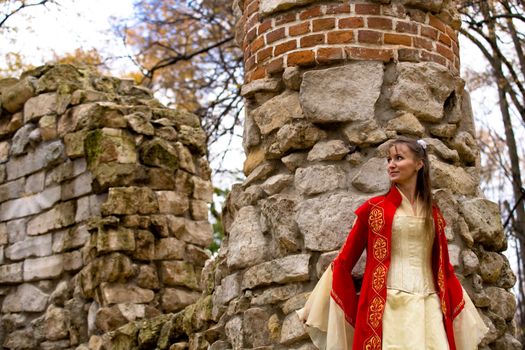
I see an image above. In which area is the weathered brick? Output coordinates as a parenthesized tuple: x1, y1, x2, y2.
(398, 48, 421, 62)
(367, 17, 392, 30)
(274, 40, 297, 56)
(396, 21, 418, 34)
(436, 43, 455, 61)
(421, 25, 439, 40)
(251, 36, 265, 52)
(251, 66, 267, 80)
(339, 17, 364, 29)
(299, 5, 322, 20)
(345, 47, 394, 62)
(312, 18, 335, 32)
(414, 36, 433, 50)
(24, 255, 64, 281)
(300, 34, 325, 48)
(245, 0, 258, 16)
(276, 12, 296, 25)
(384, 33, 412, 46)
(258, 19, 272, 35)
(358, 30, 383, 44)
(355, 3, 380, 15)
(316, 47, 344, 64)
(266, 57, 284, 74)
(246, 55, 256, 71)
(438, 33, 452, 47)
(289, 22, 310, 36)
(287, 50, 316, 66)
(257, 46, 273, 63)
(326, 3, 350, 14)
(246, 28, 257, 43)
(327, 30, 354, 44)
(266, 27, 285, 44)
(421, 50, 447, 65)
(429, 15, 447, 32)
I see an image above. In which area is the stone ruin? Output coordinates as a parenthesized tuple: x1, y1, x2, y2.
(0, 0, 522, 349)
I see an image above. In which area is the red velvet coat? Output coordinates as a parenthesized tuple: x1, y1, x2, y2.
(331, 186, 465, 350)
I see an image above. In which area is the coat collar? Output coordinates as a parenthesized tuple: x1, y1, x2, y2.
(385, 185, 403, 208)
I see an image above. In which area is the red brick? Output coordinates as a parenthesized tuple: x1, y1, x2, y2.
(300, 33, 325, 47)
(243, 0, 257, 11)
(289, 22, 310, 36)
(358, 30, 382, 45)
(355, 3, 380, 15)
(446, 26, 458, 43)
(339, 17, 364, 29)
(316, 47, 344, 64)
(246, 28, 257, 43)
(396, 21, 418, 34)
(452, 41, 459, 56)
(327, 30, 354, 44)
(251, 36, 265, 53)
(345, 46, 394, 62)
(266, 57, 284, 74)
(421, 51, 446, 66)
(398, 48, 421, 62)
(274, 40, 297, 55)
(436, 43, 455, 61)
(384, 33, 412, 46)
(256, 46, 273, 63)
(251, 66, 267, 80)
(413, 36, 433, 51)
(421, 26, 438, 40)
(246, 14, 260, 30)
(367, 17, 392, 30)
(454, 57, 460, 71)
(258, 20, 272, 36)
(276, 12, 296, 25)
(245, 0, 259, 16)
(429, 15, 447, 33)
(266, 27, 285, 44)
(438, 33, 452, 47)
(313, 18, 336, 32)
(245, 55, 256, 71)
(326, 3, 350, 14)
(287, 50, 316, 66)
(299, 5, 322, 20)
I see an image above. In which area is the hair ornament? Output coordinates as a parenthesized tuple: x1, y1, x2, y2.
(416, 139, 427, 150)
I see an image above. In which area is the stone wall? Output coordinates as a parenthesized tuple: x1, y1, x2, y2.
(0, 64, 213, 350)
(202, 0, 520, 349)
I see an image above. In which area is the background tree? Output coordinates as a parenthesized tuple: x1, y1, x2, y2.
(459, 0, 525, 340)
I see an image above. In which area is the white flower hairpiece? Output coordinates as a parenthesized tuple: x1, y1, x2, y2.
(417, 139, 427, 150)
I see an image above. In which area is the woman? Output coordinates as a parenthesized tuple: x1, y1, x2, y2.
(297, 137, 488, 350)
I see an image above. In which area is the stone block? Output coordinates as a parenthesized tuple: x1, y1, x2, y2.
(242, 254, 310, 290)
(175, 142, 196, 173)
(351, 157, 390, 193)
(6, 218, 26, 243)
(0, 222, 6, 245)
(96, 227, 136, 253)
(243, 308, 272, 347)
(140, 137, 179, 170)
(63, 130, 88, 158)
(277, 121, 326, 153)
(1, 77, 35, 113)
(251, 283, 304, 306)
(26, 200, 75, 236)
(95, 305, 128, 333)
(45, 158, 87, 185)
(0, 185, 61, 221)
(10, 123, 36, 156)
(125, 112, 155, 135)
(385, 112, 425, 136)
(296, 191, 365, 251)
(261, 174, 293, 195)
(0, 141, 10, 163)
(160, 288, 200, 312)
(101, 186, 159, 215)
(280, 312, 308, 345)
(24, 254, 64, 281)
(0, 178, 25, 203)
(260, 0, 319, 15)
(61, 172, 93, 200)
(295, 165, 346, 195)
(99, 283, 154, 305)
(132, 229, 155, 261)
(2, 283, 49, 313)
(390, 62, 460, 122)
(307, 140, 349, 161)
(85, 128, 137, 170)
(252, 91, 302, 135)
(58, 102, 126, 136)
(25, 171, 46, 194)
(178, 125, 207, 155)
(156, 191, 189, 215)
(24, 92, 57, 123)
(0, 262, 23, 283)
(154, 238, 186, 260)
(63, 250, 83, 271)
(261, 194, 300, 253)
(422, 137, 459, 162)
(172, 217, 213, 247)
(160, 261, 199, 289)
(241, 78, 282, 97)
(75, 194, 104, 223)
(225, 316, 243, 349)
(0, 111, 23, 139)
(192, 177, 213, 202)
(429, 155, 477, 195)
(5, 233, 52, 260)
(190, 200, 208, 220)
(44, 305, 70, 340)
(136, 265, 160, 290)
(300, 62, 383, 123)
(485, 287, 517, 321)
(343, 119, 387, 146)
(39, 114, 58, 141)
(227, 206, 267, 269)
(7, 140, 65, 180)
(213, 273, 242, 306)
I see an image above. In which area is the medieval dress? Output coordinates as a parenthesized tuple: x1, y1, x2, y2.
(297, 186, 488, 350)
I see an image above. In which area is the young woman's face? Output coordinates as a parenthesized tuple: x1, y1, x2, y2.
(386, 144, 423, 186)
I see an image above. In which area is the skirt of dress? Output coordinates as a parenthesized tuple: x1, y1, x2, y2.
(297, 268, 488, 350)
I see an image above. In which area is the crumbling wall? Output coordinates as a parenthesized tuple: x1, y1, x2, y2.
(203, 0, 520, 349)
(0, 64, 213, 350)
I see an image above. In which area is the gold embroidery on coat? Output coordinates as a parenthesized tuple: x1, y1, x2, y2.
(368, 296, 385, 329)
(372, 265, 386, 292)
(368, 207, 384, 234)
(373, 237, 387, 262)
(364, 335, 381, 350)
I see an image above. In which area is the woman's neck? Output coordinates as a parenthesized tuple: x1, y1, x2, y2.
(396, 183, 417, 204)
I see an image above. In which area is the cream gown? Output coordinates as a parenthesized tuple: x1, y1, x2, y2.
(297, 192, 488, 350)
